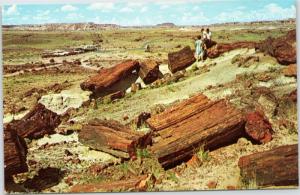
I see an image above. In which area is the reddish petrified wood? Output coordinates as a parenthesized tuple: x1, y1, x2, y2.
(282, 64, 297, 77)
(5, 103, 61, 139)
(70, 175, 148, 192)
(4, 128, 28, 178)
(245, 111, 274, 144)
(78, 119, 152, 158)
(168, 46, 196, 73)
(80, 60, 139, 93)
(238, 144, 298, 187)
(138, 60, 162, 84)
(146, 94, 245, 168)
(207, 42, 256, 58)
(256, 30, 296, 65)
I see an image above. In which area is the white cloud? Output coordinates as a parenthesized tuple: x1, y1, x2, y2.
(120, 7, 134, 13)
(61, 5, 78, 12)
(215, 3, 296, 23)
(5, 4, 19, 16)
(87, 2, 115, 10)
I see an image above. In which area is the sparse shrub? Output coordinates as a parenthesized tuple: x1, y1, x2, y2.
(191, 64, 199, 72)
(196, 146, 210, 161)
(136, 148, 150, 159)
(166, 171, 179, 183)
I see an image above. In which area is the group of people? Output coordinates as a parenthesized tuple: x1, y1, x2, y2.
(195, 28, 212, 62)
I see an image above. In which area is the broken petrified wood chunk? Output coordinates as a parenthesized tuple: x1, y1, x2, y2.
(207, 41, 256, 58)
(80, 60, 140, 95)
(138, 60, 162, 84)
(146, 94, 245, 168)
(70, 175, 148, 192)
(238, 144, 298, 187)
(168, 46, 196, 73)
(245, 111, 273, 144)
(78, 119, 152, 159)
(23, 167, 64, 192)
(4, 128, 28, 179)
(109, 90, 125, 101)
(5, 103, 61, 139)
(282, 64, 297, 77)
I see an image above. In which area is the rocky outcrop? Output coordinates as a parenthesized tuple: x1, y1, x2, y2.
(207, 42, 256, 58)
(245, 111, 273, 144)
(78, 119, 152, 159)
(168, 46, 196, 73)
(255, 30, 296, 65)
(146, 94, 245, 168)
(138, 60, 162, 84)
(238, 144, 298, 187)
(5, 104, 61, 139)
(81, 60, 139, 96)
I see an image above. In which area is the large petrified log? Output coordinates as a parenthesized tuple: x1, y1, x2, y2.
(5, 103, 61, 139)
(80, 60, 139, 96)
(256, 30, 296, 65)
(146, 94, 245, 168)
(4, 127, 28, 178)
(138, 60, 162, 84)
(168, 46, 196, 73)
(207, 42, 256, 58)
(238, 144, 298, 187)
(78, 119, 152, 158)
(70, 175, 148, 192)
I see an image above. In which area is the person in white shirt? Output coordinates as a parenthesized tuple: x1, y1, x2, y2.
(206, 28, 212, 40)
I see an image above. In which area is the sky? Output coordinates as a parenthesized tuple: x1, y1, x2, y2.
(2, 0, 296, 26)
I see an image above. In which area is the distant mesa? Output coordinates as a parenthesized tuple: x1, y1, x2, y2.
(156, 23, 176, 28)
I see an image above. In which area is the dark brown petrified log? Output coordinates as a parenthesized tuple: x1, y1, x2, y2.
(4, 127, 28, 178)
(238, 144, 298, 187)
(168, 46, 196, 73)
(5, 103, 61, 139)
(146, 94, 245, 168)
(138, 60, 162, 84)
(80, 60, 139, 95)
(78, 119, 152, 158)
(70, 175, 148, 192)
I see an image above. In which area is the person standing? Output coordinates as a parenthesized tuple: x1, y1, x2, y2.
(195, 35, 206, 62)
(206, 28, 212, 40)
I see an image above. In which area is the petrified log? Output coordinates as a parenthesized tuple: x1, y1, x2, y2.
(207, 42, 256, 58)
(79, 119, 152, 158)
(168, 46, 196, 73)
(5, 103, 61, 139)
(4, 128, 28, 178)
(256, 30, 296, 65)
(245, 111, 273, 144)
(146, 94, 245, 168)
(80, 60, 140, 95)
(138, 60, 162, 84)
(238, 144, 298, 187)
(70, 175, 148, 192)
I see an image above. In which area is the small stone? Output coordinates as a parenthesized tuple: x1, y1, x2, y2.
(207, 181, 217, 189)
